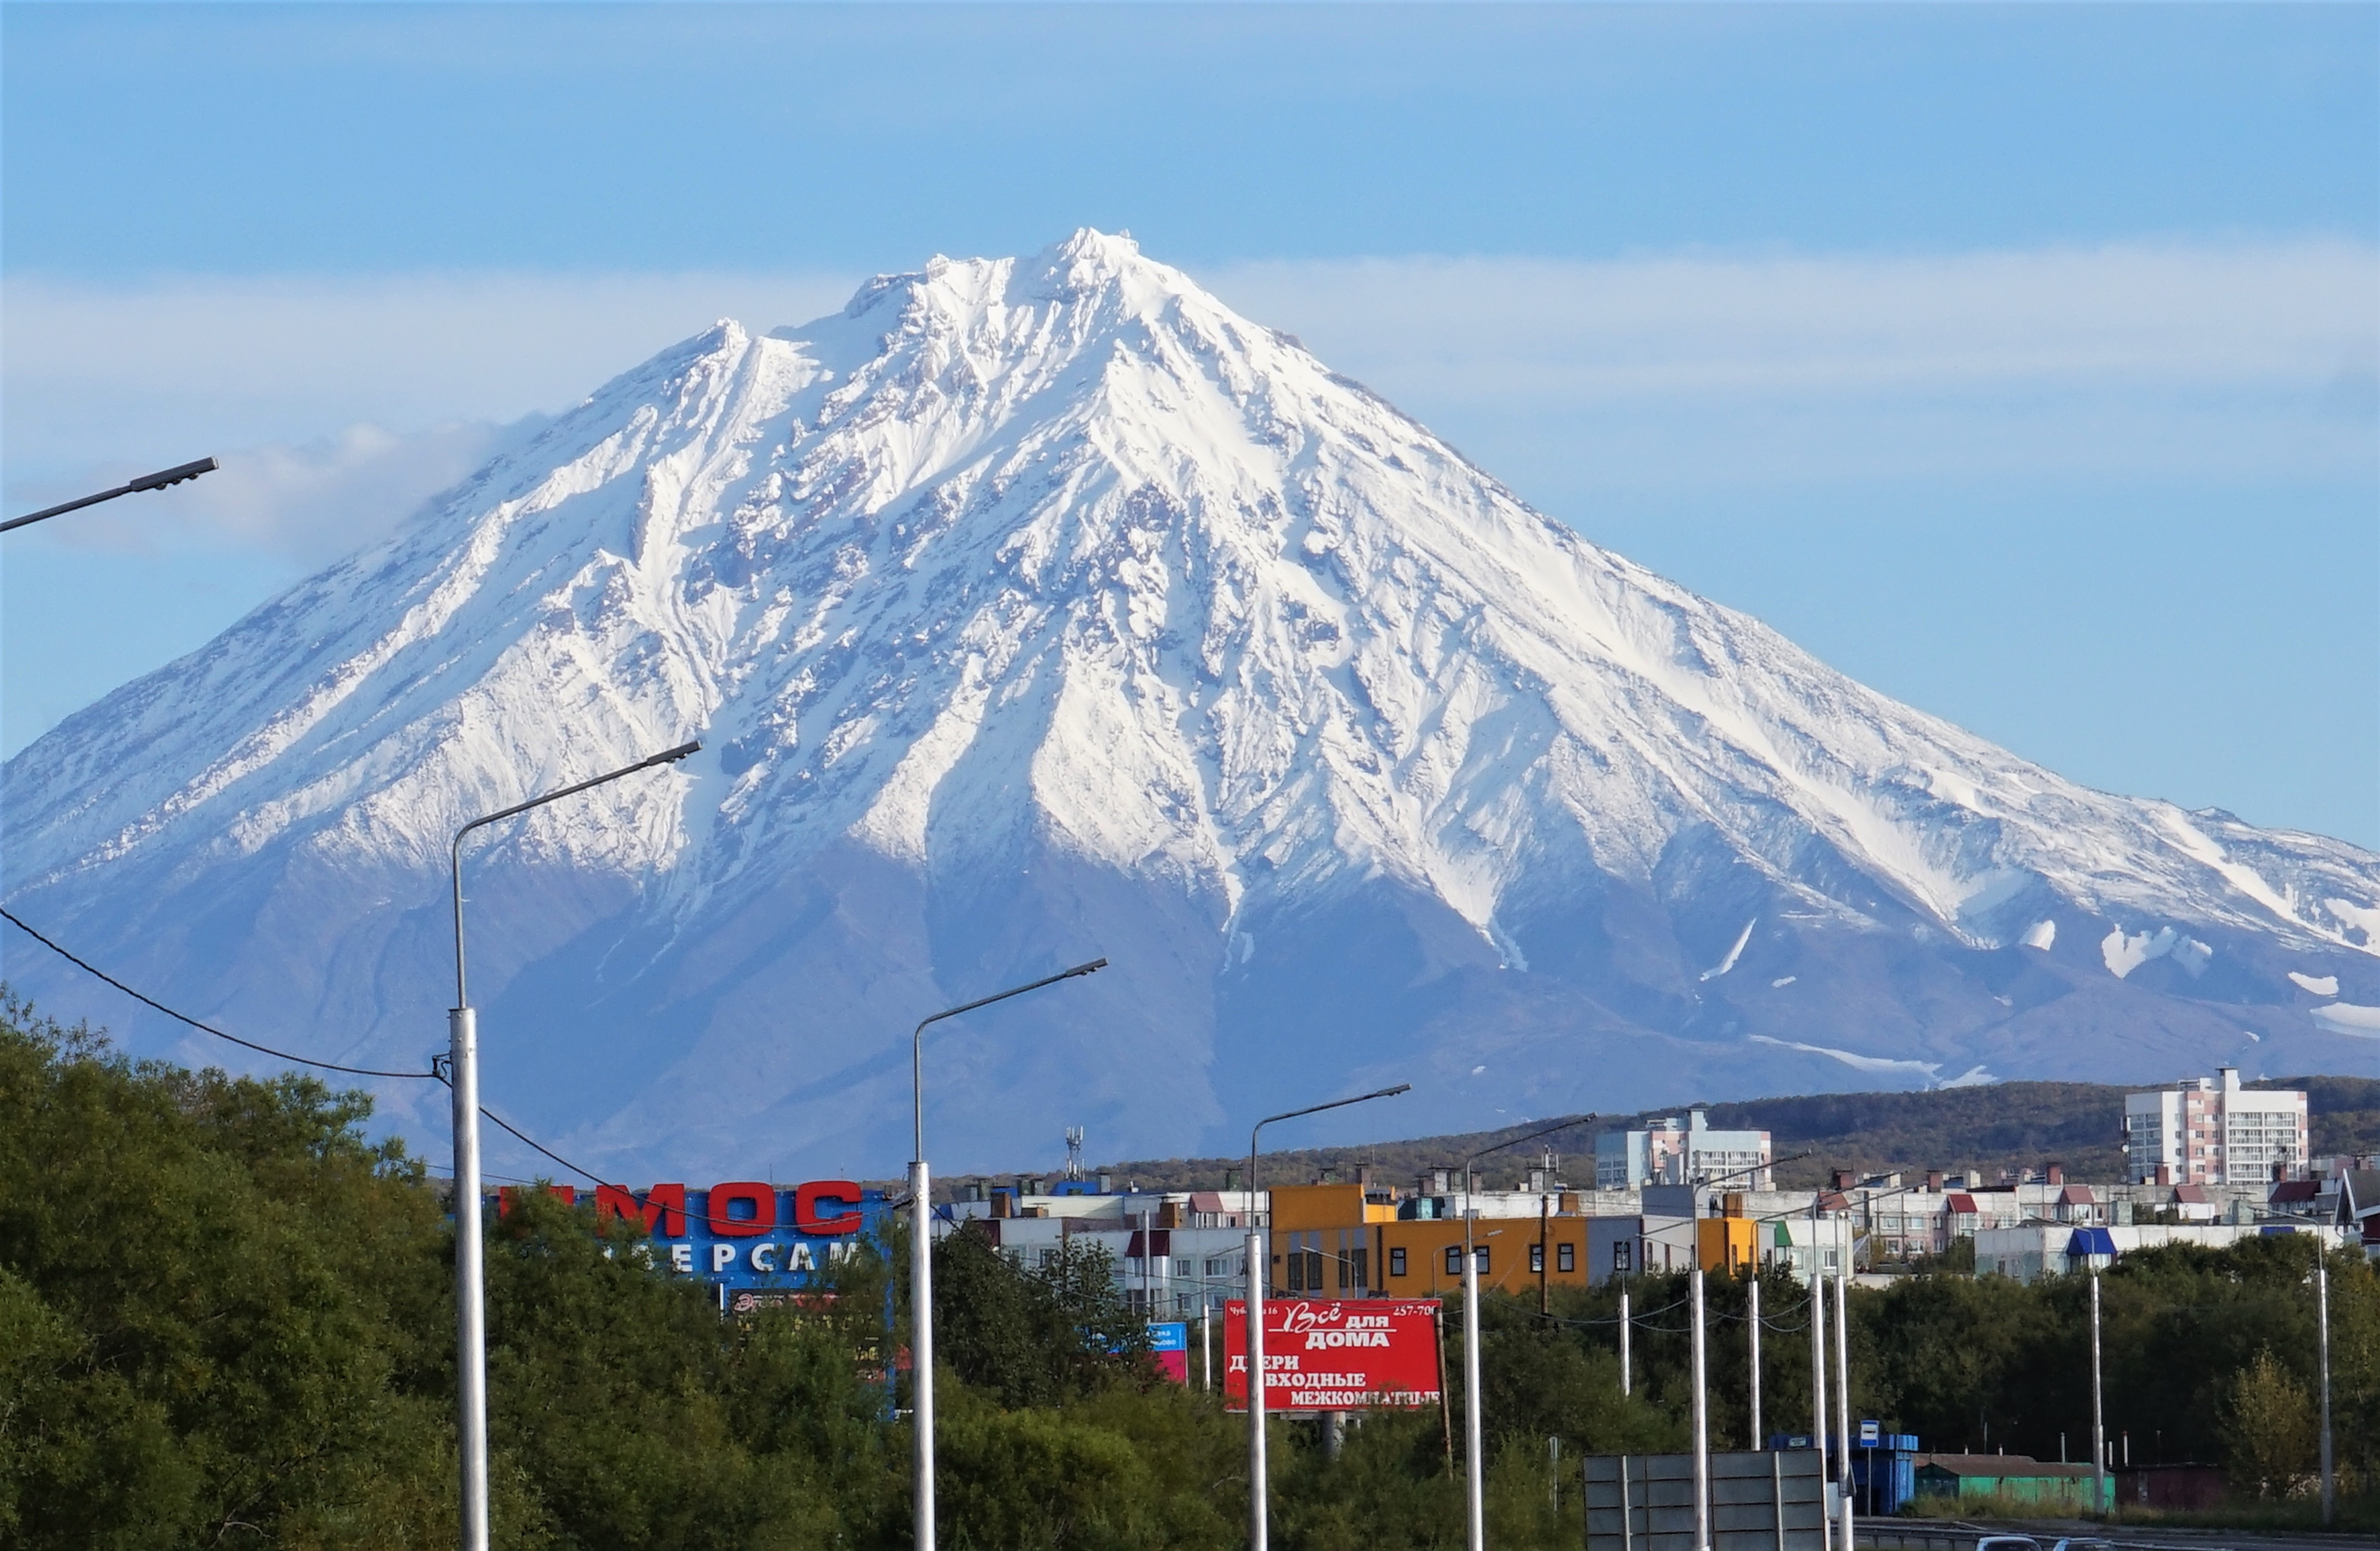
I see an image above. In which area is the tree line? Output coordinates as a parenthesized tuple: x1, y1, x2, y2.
(4, 996, 2372, 1548)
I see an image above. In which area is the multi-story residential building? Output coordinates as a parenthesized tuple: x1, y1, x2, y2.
(2123, 1068, 2308, 1185)
(1596, 1108, 1773, 1190)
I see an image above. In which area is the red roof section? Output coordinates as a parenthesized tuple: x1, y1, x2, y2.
(1947, 1194, 1980, 1214)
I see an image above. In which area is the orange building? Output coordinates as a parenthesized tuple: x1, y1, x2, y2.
(1265, 1182, 1599, 1299)
(1264, 1180, 1775, 1298)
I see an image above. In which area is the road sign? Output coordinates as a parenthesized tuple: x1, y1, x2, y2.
(1858, 1419, 1880, 1446)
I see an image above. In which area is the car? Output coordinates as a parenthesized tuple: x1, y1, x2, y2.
(1973, 1537, 2042, 1551)
(2046, 1540, 2114, 1551)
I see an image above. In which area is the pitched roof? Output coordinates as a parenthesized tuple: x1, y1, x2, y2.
(2058, 1184, 2097, 1205)
(2268, 1180, 2319, 1204)
(2344, 1172, 2380, 1217)
(2172, 1184, 2214, 1203)
(1947, 1194, 1980, 1214)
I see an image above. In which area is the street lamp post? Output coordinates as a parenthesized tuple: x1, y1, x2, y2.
(3, 457, 218, 533)
(2316, 1251, 2333, 1527)
(448, 739, 700, 1551)
(2089, 1270, 2107, 1518)
(1245, 1082, 1412, 1551)
(1833, 1239, 1852, 1551)
(910, 958, 1108, 1551)
(1457, 1113, 1596, 1551)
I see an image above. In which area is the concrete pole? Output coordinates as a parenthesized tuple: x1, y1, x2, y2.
(1833, 1247, 1852, 1551)
(449, 1007, 489, 1551)
(1247, 1226, 1268, 1551)
(1463, 1212, 1486, 1551)
(910, 1159, 934, 1551)
(1691, 1266, 1712, 1551)
(1748, 1275, 1763, 1449)
(2089, 1271, 2106, 1519)
(1809, 1270, 1828, 1551)
(2317, 1253, 2334, 1527)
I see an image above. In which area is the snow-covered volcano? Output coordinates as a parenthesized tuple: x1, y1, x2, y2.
(7, 230, 2376, 1179)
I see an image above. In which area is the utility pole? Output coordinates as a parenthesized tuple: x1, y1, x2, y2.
(1748, 1274, 1763, 1449)
(1691, 1265, 1712, 1551)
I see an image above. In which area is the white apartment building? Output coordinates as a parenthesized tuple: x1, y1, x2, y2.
(2123, 1067, 2308, 1185)
(1596, 1108, 1773, 1189)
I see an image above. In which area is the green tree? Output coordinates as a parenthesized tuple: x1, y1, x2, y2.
(2223, 1348, 2317, 1501)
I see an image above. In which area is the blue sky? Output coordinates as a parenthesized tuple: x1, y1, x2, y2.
(4, 3, 2375, 845)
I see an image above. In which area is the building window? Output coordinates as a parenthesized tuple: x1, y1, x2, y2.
(1530, 1243, 1545, 1273)
(1284, 1231, 1325, 1292)
(1390, 1246, 1408, 1278)
(1475, 1245, 1490, 1274)
(1613, 1241, 1633, 1273)
(1445, 1245, 1462, 1277)
(1558, 1242, 1576, 1272)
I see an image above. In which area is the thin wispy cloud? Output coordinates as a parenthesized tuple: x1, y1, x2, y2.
(4, 241, 2372, 559)
(1202, 239, 2378, 494)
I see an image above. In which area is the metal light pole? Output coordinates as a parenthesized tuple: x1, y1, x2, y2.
(1619, 1284, 1632, 1396)
(2, 456, 217, 533)
(2316, 1252, 2333, 1527)
(1460, 1212, 1489, 1551)
(1748, 1274, 1763, 1449)
(1833, 1243, 1852, 1551)
(909, 958, 1108, 1551)
(1808, 1230, 1829, 1551)
(1246, 1082, 1411, 1551)
(1690, 1265, 1712, 1551)
(448, 738, 700, 1551)
(2089, 1270, 2106, 1518)
(1458, 1113, 1595, 1551)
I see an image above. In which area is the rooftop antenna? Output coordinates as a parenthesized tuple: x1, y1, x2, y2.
(1064, 1126, 1085, 1181)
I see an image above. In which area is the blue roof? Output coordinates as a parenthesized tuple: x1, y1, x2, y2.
(2067, 1227, 2117, 1256)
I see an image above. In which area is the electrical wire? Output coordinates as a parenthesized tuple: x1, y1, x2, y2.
(4, 906, 437, 1080)
(1, 904, 807, 1232)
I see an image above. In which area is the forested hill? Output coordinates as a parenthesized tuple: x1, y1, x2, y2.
(1052, 1076, 2380, 1195)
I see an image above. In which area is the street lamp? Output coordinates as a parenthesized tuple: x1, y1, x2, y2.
(1245, 1081, 1412, 1551)
(2, 457, 219, 533)
(1457, 1114, 1595, 1551)
(447, 738, 700, 1551)
(909, 958, 1108, 1551)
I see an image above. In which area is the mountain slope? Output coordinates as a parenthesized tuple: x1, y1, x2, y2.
(7, 230, 2375, 1180)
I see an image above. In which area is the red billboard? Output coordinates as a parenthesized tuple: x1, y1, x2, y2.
(1221, 1298, 1442, 1414)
